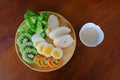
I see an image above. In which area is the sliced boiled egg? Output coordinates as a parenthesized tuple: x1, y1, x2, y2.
(32, 33, 42, 42)
(42, 44, 54, 57)
(32, 34, 45, 48)
(51, 48, 63, 59)
(33, 38, 45, 48)
(36, 42, 48, 55)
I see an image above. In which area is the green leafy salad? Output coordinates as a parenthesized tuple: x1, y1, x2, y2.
(18, 10, 50, 38)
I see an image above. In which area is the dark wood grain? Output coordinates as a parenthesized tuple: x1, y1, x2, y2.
(0, 0, 120, 80)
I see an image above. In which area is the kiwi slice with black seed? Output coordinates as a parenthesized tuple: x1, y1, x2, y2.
(19, 42, 35, 54)
(22, 48, 37, 64)
(17, 33, 31, 46)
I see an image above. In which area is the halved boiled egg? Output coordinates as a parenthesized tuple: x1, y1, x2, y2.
(36, 42, 48, 55)
(51, 48, 63, 59)
(42, 44, 54, 57)
(33, 38, 45, 48)
(32, 33, 42, 42)
(32, 34, 45, 48)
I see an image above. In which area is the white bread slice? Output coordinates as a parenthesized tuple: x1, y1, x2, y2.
(48, 15, 59, 29)
(53, 35, 74, 48)
(46, 28, 52, 37)
(49, 26, 71, 39)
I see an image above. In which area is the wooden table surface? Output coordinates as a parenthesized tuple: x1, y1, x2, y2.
(0, 0, 120, 80)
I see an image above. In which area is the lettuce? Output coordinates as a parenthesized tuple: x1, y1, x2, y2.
(18, 23, 34, 35)
(40, 11, 50, 20)
(24, 10, 39, 32)
(21, 10, 50, 38)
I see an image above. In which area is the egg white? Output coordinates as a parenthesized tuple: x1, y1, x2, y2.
(36, 42, 48, 55)
(42, 44, 54, 57)
(32, 34, 41, 42)
(31, 34, 45, 48)
(51, 48, 63, 59)
(33, 38, 45, 48)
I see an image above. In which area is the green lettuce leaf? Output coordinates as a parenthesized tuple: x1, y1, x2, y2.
(23, 10, 50, 38)
(18, 23, 34, 35)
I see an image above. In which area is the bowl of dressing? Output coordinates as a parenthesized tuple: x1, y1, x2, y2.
(79, 22, 104, 47)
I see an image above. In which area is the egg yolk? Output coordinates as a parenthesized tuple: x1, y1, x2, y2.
(53, 51, 59, 57)
(35, 40, 41, 46)
(44, 46, 52, 54)
(39, 45, 44, 53)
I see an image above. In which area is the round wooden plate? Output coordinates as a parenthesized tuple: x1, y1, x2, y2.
(15, 11, 76, 72)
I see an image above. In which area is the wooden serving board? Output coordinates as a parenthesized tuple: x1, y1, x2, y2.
(15, 11, 76, 72)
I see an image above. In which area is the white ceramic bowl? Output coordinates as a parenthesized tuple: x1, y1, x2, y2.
(79, 22, 104, 47)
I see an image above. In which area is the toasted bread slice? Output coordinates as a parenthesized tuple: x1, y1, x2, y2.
(53, 35, 74, 48)
(48, 15, 59, 29)
(49, 26, 71, 39)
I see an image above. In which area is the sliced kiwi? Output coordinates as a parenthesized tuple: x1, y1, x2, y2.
(17, 33, 31, 46)
(22, 48, 37, 64)
(19, 42, 35, 54)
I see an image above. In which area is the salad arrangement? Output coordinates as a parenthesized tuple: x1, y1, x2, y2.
(18, 10, 50, 38)
(16, 10, 74, 69)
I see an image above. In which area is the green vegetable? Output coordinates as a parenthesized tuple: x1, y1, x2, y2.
(41, 31, 47, 38)
(40, 11, 50, 20)
(23, 10, 50, 38)
(18, 23, 34, 35)
(24, 10, 40, 32)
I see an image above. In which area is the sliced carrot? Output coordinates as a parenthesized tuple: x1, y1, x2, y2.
(33, 55, 41, 64)
(34, 55, 62, 69)
(33, 55, 44, 67)
(51, 59, 62, 68)
(37, 60, 43, 68)
(48, 58, 55, 68)
(40, 57, 49, 68)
